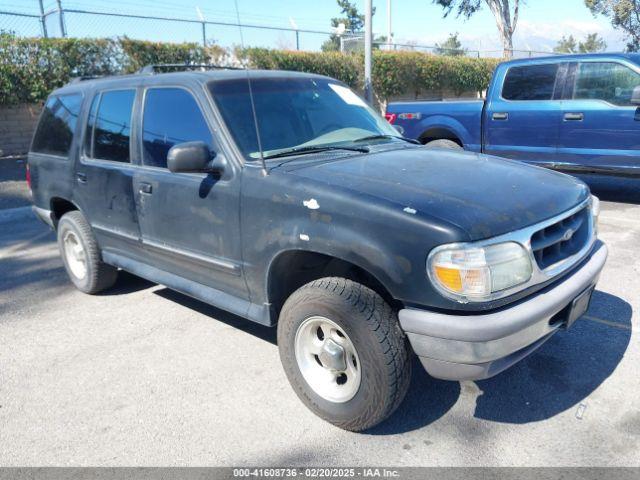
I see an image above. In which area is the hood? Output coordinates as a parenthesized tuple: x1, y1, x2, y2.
(285, 147, 590, 240)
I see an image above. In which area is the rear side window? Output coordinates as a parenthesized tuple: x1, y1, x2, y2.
(142, 88, 213, 168)
(502, 64, 559, 101)
(87, 89, 136, 163)
(32, 94, 83, 156)
(573, 62, 640, 106)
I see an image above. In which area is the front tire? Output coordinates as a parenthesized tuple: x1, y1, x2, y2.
(277, 277, 411, 431)
(423, 139, 463, 150)
(57, 210, 118, 294)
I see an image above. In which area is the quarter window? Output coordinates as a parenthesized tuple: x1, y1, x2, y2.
(89, 89, 136, 163)
(573, 62, 640, 106)
(502, 64, 559, 101)
(142, 88, 213, 168)
(31, 94, 83, 156)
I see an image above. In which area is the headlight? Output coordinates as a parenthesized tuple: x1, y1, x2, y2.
(428, 241, 533, 302)
(591, 195, 600, 234)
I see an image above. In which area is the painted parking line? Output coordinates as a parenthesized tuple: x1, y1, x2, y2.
(582, 314, 633, 331)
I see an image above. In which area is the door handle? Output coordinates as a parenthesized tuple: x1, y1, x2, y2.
(139, 182, 153, 195)
(492, 112, 509, 121)
(76, 172, 87, 184)
(564, 112, 584, 121)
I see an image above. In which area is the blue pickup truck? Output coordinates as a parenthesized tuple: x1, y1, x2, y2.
(387, 53, 640, 177)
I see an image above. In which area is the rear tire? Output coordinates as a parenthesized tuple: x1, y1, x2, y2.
(424, 139, 463, 150)
(57, 210, 118, 294)
(277, 277, 411, 432)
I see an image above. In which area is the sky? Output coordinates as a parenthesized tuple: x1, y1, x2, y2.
(1, 0, 628, 54)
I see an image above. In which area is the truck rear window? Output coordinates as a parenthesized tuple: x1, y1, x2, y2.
(31, 94, 83, 156)
(502, 64, 559, 101)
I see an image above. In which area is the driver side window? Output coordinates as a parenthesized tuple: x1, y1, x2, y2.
(142, 88, 214, 169)
(573, 62, 640, 106)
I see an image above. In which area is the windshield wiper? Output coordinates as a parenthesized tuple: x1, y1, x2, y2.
(263, 145, 369, 160)
(351, 134, 420, 145)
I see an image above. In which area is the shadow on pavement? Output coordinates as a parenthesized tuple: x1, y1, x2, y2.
(365, 357, 461, 435)
(474, 290, 632, 423)
(575, 174, 640, 204)
(367, 290, 631, 433)
(100, 271, 155, 295)
(153, 287, 277, 345)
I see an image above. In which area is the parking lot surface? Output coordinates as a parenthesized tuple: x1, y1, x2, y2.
(0, 170, 638, 466)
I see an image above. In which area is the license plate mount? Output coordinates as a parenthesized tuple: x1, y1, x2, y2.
(564, 286, 594, 330)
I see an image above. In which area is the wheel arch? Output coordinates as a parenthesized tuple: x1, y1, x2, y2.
(50, 197, 80, 227)
(266, 249, 401, 323)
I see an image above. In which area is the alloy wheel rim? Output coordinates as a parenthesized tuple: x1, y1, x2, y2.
(294, 316, 361, 403)
(63, 231, 87, 280)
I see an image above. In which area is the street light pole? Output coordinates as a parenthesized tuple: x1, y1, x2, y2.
(364, 0, 373, 104)
(387, 0, 392, 50)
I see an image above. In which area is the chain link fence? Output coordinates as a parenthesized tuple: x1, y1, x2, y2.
(0, 6, 557, 59)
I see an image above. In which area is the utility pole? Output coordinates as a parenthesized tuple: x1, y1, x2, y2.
(38, 0, 48, 38)
(364, 0, 373, 104)
(56, 0, 66, 37)
(196, 7, 206, 47)
(387, 0, 392, 50)
(289, 18, 299, 51)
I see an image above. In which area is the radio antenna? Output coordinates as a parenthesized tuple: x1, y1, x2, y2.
(234, 0, 267, 175)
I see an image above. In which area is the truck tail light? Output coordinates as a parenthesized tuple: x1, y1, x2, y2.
(26, 163, 31, 190)
(384, 113, 397, 124)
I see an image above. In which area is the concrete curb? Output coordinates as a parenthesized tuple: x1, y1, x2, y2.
(0, 206, 34, 225)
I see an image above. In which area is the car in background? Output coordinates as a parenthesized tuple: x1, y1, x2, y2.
(386, 53, 640, 177)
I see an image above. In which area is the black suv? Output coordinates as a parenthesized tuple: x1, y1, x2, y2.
(28, 67, 607, 431)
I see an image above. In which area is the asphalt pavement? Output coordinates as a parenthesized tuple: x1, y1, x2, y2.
(0, 169, 638, 466)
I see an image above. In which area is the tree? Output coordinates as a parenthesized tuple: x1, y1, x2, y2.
(553, 33, 607, 53)
(578, 32, 607, 52)
(321, 0, 376, 52)
(435, 32, 467, 55)
(554, 35, 578, 53)
(585, 0, 640, 51)
(433, 0, 520, 58)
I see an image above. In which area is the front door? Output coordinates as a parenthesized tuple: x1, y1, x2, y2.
(133, 86, 246, 298)
(556, 60, 640, 175)
(483, 62, 565, 166)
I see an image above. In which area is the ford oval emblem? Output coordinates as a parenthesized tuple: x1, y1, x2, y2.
(562, 228, 575, 242)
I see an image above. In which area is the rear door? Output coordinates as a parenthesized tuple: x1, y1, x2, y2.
(484, 62, 565, 165)
(133, 84, 246, 298)
(73, 88, 142, 254)
(29, 93, 83, 211)
(556, 60, 640, 174)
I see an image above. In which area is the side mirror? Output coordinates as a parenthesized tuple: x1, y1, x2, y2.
(631, 86, 640, 106)
(393, 124, 405, 135)
(167, 141, 225, 174)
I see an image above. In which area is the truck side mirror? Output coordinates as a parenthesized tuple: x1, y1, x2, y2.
(631, 86, 640, 106)
(167, 141, 226, 174)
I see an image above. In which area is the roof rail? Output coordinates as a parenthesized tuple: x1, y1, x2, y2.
(68, 75, 104, 84)
(137, 64, 244, 74)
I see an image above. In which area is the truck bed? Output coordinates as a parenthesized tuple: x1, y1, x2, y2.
(386, 99, 484, 151)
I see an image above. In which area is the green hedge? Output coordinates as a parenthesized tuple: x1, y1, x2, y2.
(241, 48, 500, 107)
(0, 34, 220, 105)
(0, 34, 500, 107)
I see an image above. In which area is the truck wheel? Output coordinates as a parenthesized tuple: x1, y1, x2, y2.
(57, 210, 118, 294)
(277, 277, 411, 431)
(424, 139, 462, 150)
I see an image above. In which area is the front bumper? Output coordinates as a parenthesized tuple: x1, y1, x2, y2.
(399, 241, 608, 381)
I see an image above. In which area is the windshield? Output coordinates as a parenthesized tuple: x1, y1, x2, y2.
(208, 76, 399, 159)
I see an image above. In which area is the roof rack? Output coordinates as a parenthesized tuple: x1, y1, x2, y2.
(68, 75, 104, 83)
(137, 64, 244, 74)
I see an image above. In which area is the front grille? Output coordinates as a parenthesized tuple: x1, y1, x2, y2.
(530, 206, 591, 271)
